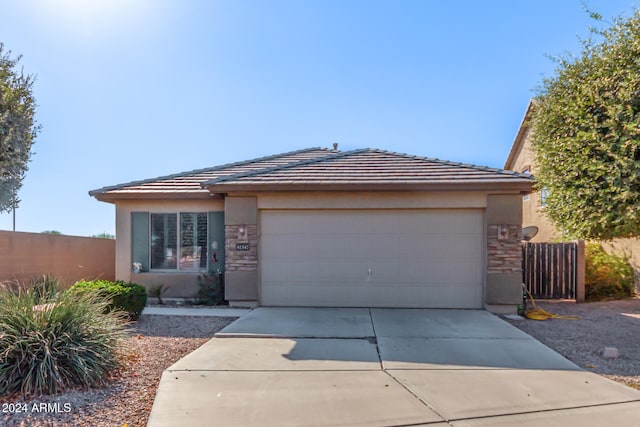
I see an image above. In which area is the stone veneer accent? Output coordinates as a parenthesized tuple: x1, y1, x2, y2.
(487, 225, 522, 274)
(225, 224, 258, 272)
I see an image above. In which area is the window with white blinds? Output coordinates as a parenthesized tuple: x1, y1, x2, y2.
(150, 212, 207, 271)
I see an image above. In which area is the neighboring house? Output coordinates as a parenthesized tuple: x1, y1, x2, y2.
(91, 147, 532, 314)
(503, 101, 557, 242)
(504, 101, 640, 274)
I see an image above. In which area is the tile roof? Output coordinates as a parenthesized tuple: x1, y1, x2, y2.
(202, 148, 533, 191)
(91, 147, 533, 201)
(89, 147, 333, 200)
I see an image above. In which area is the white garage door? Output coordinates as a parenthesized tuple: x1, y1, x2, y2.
(260, 210, 484, 308)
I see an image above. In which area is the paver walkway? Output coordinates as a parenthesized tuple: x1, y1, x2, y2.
(142, 306, 251, 317)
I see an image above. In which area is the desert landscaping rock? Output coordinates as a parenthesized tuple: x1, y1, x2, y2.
(2, 298, 638, 426)
(0, 315, 236, 427)
(603, 347, 620, 359)
(506, 298, 640, 389)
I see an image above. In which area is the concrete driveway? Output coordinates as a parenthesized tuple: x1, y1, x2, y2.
(148, 308, 640, 426)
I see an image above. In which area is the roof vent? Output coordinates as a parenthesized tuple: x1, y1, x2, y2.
(332, 143, 339, 151)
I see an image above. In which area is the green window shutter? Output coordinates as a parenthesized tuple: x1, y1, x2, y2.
(208, 211, 225, 273)
(131, 212, 150, 271)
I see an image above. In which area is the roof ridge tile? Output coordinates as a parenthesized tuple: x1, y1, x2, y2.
(202, 147, 534, 188)
(202, 148, 368, 187)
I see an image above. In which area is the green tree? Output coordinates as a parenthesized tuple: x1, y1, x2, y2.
(41, 230, 62, 235)
(532, 9, 640, 240)
(0, 43, 39, 213)
(91, 232, 115, 239)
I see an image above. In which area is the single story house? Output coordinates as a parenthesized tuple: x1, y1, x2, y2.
(504, 102, 640, 275)
(91, 147, 533, 313)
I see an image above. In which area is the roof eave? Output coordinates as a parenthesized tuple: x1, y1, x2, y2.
(91, 191, 215, 203)
(504, 99, 537, 170)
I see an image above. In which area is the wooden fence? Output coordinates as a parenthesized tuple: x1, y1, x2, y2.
(522, 240, 585, 301)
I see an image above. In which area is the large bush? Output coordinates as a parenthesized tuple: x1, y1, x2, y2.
(0, 287, 129, 396)
(70, 280, 147, 320)
(532, 10, 640, 239)
(585, 243, 635, 301)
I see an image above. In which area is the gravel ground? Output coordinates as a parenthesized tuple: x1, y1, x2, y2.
(0, 315, 236, 427)
(2, 300, 638, 425)
(506, 297, 640, 389)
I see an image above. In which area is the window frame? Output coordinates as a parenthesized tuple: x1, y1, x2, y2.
(540, 187, 549, 207)
(148, 212, 209, 272)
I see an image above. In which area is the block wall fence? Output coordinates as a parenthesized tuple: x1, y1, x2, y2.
(0, 230, 115, 287)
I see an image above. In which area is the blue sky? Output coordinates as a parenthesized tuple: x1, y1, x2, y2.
(0, 0, 637, 236)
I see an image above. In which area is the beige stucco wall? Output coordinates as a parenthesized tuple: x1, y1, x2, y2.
(506, 126, 558, 242)
(114, 199, 224, 297)
(257, 191, 490, 210)
(0, 231, 115, 287)
(225, 196, 259, 304)
(522, 196, 558, 242)
(111, 190, 528, 308)
(485, 195, 524, 312)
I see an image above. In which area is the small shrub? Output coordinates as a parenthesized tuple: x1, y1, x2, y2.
(70, 280, 147, 320)
(148, 284, 167, 305)
(0, 286, 129, 396)
(195, 273, 225, 305)
(585, 243, 635, 301)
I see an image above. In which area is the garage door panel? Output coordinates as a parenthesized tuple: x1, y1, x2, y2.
(262, 261, 377, 281)
(262, 212, 396, 235)
(369, 261, 483, 284)
(388, 235, 483, 258)
(260, 210, 484, 308)
(264, 284, 367, 307)
(263, 261, 482, 287)
(262, 236, 351, 260)
(262, 235, 389, 260)
(261, 210, 483, 236)
(264, 235, 482, 261)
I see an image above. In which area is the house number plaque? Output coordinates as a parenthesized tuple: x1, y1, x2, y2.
(236, 243, 250, 251)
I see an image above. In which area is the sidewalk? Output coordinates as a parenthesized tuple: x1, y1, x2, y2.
(142, 306, 251, 318)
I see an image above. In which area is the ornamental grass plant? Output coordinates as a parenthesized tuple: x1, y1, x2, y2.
(0, 282, 130, 396)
